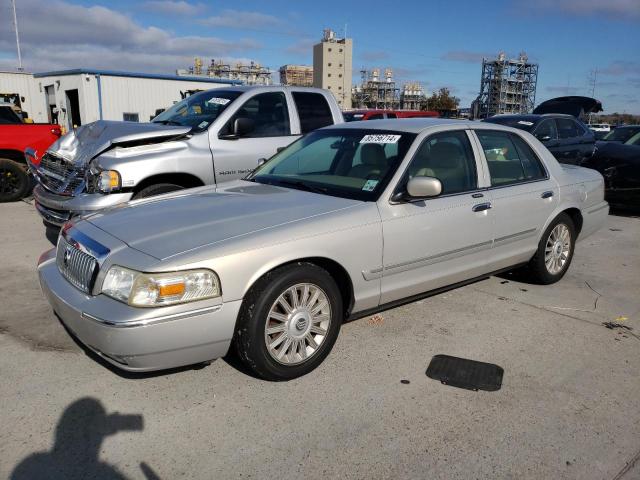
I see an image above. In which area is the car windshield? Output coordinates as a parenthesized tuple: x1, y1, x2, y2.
(343, 112, 365, 122)
(248, 129, 417, 201)
(602, 126, 640, 143)
(152, 89, 242, 132)
(483, 116, 536, 132)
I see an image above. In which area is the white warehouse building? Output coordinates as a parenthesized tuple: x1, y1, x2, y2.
(0, 69, 241, 130)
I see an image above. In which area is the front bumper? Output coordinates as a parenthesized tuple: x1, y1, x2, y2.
(33, 184, 133, 228)
(38, 250, 242, 372)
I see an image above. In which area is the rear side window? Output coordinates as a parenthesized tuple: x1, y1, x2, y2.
(476, 130, 546, 186)
(533, 119, 557, 140)
(556, 118, 580, 139)
(291, 92, 333, 134)
(404, 130, 477, 195)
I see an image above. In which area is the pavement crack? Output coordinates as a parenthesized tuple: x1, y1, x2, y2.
(612, 447, 640, 480)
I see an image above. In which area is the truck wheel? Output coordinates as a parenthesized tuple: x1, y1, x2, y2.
(0, 158, 30, 202)
(526, 213, 576, 285)
(132, 183, 183, 200)
(234, 263, 342, 381)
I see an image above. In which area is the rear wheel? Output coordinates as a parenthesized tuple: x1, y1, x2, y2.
(0, 158, 30, 202)
(526, 213, 576, 284)
(234, 263, 342, 381)
(132, 183, 183, 200)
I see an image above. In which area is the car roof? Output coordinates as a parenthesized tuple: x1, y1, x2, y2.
(216, 85, 330, 94)
(323, 117, 482, 134)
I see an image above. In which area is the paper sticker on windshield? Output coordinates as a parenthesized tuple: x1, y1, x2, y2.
(360, 134, 401, 144)
(206, 97, 231, 105)
(198, 121, 208, 129)
(362, 179, 379, 191)
(518, 120, 534, 126)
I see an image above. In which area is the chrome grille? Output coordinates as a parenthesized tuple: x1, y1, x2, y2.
(37, 153, 85, 196)
(56, 236, 98, 293)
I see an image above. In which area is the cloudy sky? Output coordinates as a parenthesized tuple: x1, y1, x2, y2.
(1, 0, 639, 113)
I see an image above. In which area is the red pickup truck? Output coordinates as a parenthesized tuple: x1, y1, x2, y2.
(0, 105, 61, 202)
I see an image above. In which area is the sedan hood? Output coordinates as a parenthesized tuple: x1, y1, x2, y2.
(46, 120, 191, 166)
(533, 96, 603, 118)
(86, 181, 361, 260)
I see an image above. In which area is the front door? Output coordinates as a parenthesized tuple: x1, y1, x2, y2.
(473, 129, 558, 270)
(378, 129, 493, 304)
(209, 91, 300, 184)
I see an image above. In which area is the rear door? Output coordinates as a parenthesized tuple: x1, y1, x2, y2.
(473, 129, 557, 271)
(378, 129, 493, 304)
(209, 91, 300, 183)
(555, 117, 588, 165)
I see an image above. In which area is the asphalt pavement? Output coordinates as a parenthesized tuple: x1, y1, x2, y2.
(1, 199, 639, 479)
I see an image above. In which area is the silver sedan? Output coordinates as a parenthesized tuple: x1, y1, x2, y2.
(38, 119, 608, 380)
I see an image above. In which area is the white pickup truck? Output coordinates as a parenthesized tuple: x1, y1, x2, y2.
(28, 86, 343, 228)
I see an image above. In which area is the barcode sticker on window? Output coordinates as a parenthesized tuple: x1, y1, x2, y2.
(362, 179, 379, 191)
(207, 98, 231, 105)
(360, 134, 401, 144)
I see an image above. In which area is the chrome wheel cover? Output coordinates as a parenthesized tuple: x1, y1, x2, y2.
(545, 224, 571, 275)
(264, 283, 332, 365)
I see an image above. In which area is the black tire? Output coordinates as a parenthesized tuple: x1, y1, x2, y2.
(132, 183, 183, 200)
(526, 213, 576, 285)
(233, 262, 343, 381)
(0, 158, 31, 202)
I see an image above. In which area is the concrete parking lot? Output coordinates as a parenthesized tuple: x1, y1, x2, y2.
(0, 199, 639, 480)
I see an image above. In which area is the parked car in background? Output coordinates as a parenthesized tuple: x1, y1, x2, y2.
(28, 86, 343, 228)
(38, 119, 607, 380)
(483, 113, 596, 165)
(600, 125, 640, 144)
(581, 131, 640, 208)
(588, 123, 610, 140)
(343, 109, 439, 121)
(0, 104, 62, 202)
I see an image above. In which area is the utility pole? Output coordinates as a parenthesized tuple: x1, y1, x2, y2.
(10, 0, 23, 71)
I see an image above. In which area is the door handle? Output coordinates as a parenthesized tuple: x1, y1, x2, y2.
(541, 191, 554, 199)
(471, 192, 484, 198)
(472, 202, 492, 212)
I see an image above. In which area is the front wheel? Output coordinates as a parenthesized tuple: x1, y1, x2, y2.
(0, 159, 31, 202)
(526, 213, 576, 284)
(233, 263, 342, 381)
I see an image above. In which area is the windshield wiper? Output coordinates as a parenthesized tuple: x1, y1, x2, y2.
(272, 179, 328, 195)
(152, 120, 183, 126)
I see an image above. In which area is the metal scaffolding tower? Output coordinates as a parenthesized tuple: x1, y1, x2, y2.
(178, 58, 273, 85)
(400, 82, 426, 110)
(352, 68, 400, 110)
(474, 52, 538, 119)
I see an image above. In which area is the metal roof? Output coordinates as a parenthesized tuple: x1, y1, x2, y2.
(32, 68, 243, 85)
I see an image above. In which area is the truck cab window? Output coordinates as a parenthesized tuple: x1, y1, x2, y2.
(227, 92, 291, 138)
(292, 92, 334, 134)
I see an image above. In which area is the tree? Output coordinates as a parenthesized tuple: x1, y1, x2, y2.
(424, 87, 460, 112)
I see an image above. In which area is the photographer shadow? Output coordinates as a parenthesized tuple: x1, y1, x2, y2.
(11, 397, 159, 480)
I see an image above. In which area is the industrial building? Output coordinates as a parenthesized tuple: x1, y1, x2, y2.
(177, 58, 273, 86)
(472, 52, 538, 119)
(400, 82, 427, 110)
(352, 68, 400, 110)
(0, 69, 239, 129)
(279, 65, 314, 87)
(313, 29, 353, 109)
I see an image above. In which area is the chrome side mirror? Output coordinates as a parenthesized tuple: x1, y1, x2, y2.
(406, 176, 442, 199)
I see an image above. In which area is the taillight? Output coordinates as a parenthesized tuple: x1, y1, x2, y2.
(51, 127, 62, 137)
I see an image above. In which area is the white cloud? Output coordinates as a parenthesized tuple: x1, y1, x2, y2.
(201, 9, 281, 29)
(0, 0, 263, 73)
(522, 0, 640, 19)
(143, 1, 205, 16)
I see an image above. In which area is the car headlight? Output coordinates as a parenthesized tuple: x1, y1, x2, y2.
(96, 170, 121, 193)
(102, 266, 220, 307)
